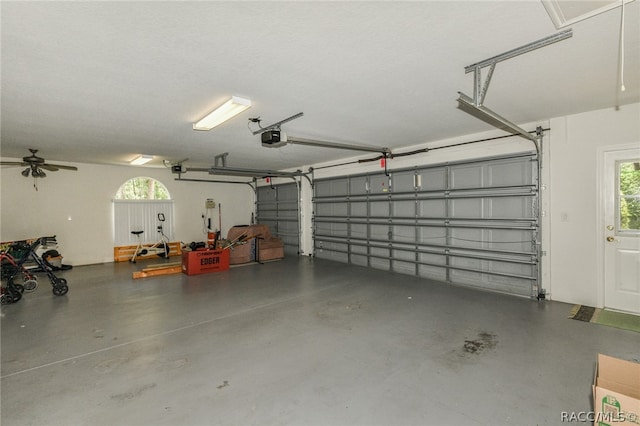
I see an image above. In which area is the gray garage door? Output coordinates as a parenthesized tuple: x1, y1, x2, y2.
(256, 182, 300, 255)
(313, 152, 540, 297)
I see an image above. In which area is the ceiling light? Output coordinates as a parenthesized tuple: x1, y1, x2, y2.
(193, 96, 252, 131)
(21, 167, 30, 177)
(130, 155, 153, 166)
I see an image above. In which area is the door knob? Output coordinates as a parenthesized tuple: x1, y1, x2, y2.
(606, 225, 614, 231)
(606, 236, 616, 242)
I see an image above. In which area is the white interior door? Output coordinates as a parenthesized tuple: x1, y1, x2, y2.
(603, 148, 640, 314)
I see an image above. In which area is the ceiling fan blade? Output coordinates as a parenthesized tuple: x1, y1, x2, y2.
(42, 163, 78, 171)
(0, 161, 28, 166)
(39, 164, 59, 171)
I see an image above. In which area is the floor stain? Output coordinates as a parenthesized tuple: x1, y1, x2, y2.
(316, 300, 364, 331)
(217, 380, 230, 389)
(463, 332, 498, 355)
(156, 357, 189, 372)
(94, 357, 127, 374)
(110, 382, 157, 402)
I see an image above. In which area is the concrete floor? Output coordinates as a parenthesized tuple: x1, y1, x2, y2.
(1, 256, 639, 425)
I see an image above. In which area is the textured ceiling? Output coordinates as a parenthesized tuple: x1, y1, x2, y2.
(1, 1, 638, 171)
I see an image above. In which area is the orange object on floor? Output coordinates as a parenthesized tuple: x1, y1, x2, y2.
(181, 249, 230, 275)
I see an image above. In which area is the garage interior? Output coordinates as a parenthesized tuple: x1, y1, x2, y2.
(1, 1, 639, 425)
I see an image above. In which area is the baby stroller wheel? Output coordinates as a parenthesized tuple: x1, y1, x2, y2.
(52, 285, 69, 296)
(24, 279, 38, 292)
(1, 288, 21, 304)
(14, 283, 25, 294)
(53, 277, 67, 286)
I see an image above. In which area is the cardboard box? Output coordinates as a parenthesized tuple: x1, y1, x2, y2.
(593, 354, 640, 426)
(229, 239, 256, 265)
(257, 237, 284, 262)
(259, 246, 284, 261)
(181, 249, 229, 275)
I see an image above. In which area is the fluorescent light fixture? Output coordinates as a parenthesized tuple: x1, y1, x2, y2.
(130, 155, 153, 165)
(193, 96, 252, 131)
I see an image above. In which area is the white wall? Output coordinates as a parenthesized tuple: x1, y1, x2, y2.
(0, 163, 255, 265)
(548, 103, 640, 306)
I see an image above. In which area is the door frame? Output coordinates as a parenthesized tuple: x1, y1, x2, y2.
(596, 142, 640, 309)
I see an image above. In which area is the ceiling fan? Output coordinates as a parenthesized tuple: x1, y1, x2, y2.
(0, 148, 78, 190)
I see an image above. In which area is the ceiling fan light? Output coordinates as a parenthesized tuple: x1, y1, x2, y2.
(36, 169, 46, 178)
(193, 96, 252, 131)
(130, 155, 153, 166)
(21, 167, 30, 177)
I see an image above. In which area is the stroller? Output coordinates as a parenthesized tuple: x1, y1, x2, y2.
(1, 236, 70, 304)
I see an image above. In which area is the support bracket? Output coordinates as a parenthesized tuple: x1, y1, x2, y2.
(458, 29, 572, 142)
(214, 152, 229, 168)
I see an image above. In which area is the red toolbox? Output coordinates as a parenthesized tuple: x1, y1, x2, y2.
(181, 249, 230, 275)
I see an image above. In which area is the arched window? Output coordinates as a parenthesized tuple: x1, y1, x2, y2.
(113, 177, 174, 246)
(115, 177, 170, 200)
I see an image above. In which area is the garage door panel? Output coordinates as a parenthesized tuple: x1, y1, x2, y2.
(393, 225, 416, 243)
(257, 182, 301, 255)
(316, 202, 348, 217)
(485, 229, 533, 252)
(487, 197, 534, 218)
(418, 199, 446, 216)
(351, 201, 367, 216)
(417, 168, 447, 191)
(258, 188, 278, 202)
(369, 175, 390, 195)
(349, 176, 368, 196)
(392, 200, 415, 217)
(392, 259, 416, 275)
(370, 224, 389, 241)
(350, 223, 367, 240)
(450, 164, 484, 189)
(450, 228, 484, 249)
(370, 250, 390, 270)
(277, 208, 299, 219)
(370, 201, 389, 217)
(350, 244, 367, 254)
(320, 222, 347, 238)
(393, 171, 418, 192)
(418, 265, 447, 281)
(351, 253, 368, 267)
(450, 198, 483, 218)
(418, 227, 447, 244)
(313, 153, 539, 297)
(487, 158, 534, 187)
